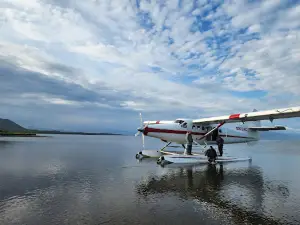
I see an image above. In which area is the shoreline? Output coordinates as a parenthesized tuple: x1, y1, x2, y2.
(0, 133, 48, 137)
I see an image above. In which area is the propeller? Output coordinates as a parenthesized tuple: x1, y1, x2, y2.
(134, 113, 143, 136)
(135, 112, 147, 149)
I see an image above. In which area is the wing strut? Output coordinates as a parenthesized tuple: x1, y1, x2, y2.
(193, 121, 225, 152)
(196, 121, 226, 142)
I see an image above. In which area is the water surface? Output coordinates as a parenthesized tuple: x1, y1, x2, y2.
(0, 135, 299, 225)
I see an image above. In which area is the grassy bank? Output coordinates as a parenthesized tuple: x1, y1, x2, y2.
(0, 132, 37, 137)
(0, 131, 37, 137)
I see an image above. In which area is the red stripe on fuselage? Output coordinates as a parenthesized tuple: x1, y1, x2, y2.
(229, 114, 240, 119)
(145, 127, 251, 139)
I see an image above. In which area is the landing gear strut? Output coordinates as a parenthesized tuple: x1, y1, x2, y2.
(160, 142, 172, 152)
(135, 142, 172, 160)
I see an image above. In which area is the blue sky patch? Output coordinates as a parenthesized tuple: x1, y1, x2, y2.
(229, 90, 268, 99)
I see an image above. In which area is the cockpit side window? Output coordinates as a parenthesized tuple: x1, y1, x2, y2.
(181, 122, 187, 128)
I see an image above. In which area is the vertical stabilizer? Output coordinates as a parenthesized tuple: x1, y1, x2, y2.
(241, 109, 261, 140)
(250, 109, 261, 127)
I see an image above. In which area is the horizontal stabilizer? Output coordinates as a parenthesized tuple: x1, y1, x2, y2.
(248, 126, 286, 131)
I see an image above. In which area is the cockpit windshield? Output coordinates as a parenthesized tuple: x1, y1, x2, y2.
(174, 119, 184, 124)
(175, 119, 188, 128)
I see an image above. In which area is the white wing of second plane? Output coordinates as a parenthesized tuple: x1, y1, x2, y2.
(193, 106, 300, 125)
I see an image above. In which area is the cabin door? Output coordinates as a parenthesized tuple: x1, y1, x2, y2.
(211, 128, 218, 141)
(205, 126, 218, 142)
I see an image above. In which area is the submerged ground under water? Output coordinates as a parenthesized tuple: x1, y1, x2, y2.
(0, 135, 299, 225)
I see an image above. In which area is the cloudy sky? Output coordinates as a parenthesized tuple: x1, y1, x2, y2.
(1, 0, 300, 133)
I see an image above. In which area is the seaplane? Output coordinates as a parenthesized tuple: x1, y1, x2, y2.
(134, 106, 300, 166)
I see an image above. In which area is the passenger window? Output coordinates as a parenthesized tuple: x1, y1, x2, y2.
(219, 129, 222, 133)
(202, 127, 205, 131)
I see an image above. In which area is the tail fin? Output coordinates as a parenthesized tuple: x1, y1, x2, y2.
(249, 109, 261, 127)
(241, 109, 261, 139)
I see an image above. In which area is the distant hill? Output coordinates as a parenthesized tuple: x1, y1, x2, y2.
(0, 118, 121, 135)
(0, 119, 27, 132)
(29, 129, 122, 135)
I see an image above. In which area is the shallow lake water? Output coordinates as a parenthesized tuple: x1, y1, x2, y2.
(0, 135, 299, 225)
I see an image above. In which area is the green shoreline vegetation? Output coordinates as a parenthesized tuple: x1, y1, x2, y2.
(0, 131, 38, 137)
(0, 130, 122, 137)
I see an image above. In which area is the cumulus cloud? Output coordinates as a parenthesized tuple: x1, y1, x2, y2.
(0, 0, 300, 132)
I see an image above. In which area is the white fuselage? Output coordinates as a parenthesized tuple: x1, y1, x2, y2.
(142, 120, 259, 145)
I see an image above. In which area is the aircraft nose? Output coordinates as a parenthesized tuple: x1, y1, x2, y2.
(137, 127, 144, 132)
(137, 125, 149, 135)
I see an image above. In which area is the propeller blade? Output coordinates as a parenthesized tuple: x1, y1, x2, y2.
(135, 112, 146, 149)
(139, 112, 143, 127)
(142, 133, 145, 149)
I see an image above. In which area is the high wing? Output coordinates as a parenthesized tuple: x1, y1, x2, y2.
(193, 106, 300, 125)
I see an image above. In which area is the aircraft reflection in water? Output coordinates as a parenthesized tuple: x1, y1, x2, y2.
(136, 163, 291, 225)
